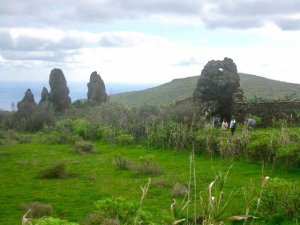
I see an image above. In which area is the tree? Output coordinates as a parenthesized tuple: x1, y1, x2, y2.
(49, 68, 71, 111)
(87, 71, 107, 105)
(193, 57, 243, 119)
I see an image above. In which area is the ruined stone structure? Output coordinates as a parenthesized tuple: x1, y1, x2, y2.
(233, 100, 300, 126)
(193, 57, 243, 120)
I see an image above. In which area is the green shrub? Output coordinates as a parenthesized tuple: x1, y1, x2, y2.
(38, 162, 68, 179)
(20, 202, 53, 218)
(55, 119, 76, 133)
(276, 145, 300, 168)
(194, 128, 221, 155)
(259, 178, 300, 220)
(71, 141, 95, 154)
(116, 133, 135, 145)
(246, 135, 276, 163)
(101, 126, 117, 144)
(31, 217, 78, 225)
(93, 197, 154, 225)
(74, 119, 98, 140)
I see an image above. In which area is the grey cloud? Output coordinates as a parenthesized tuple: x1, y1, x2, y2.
(1, 50, 78, 62)
(0, 30, 86, 51)
(276, 18, 300, 31)
(1, 0, 300, 30)
(200, 0, 300, 29)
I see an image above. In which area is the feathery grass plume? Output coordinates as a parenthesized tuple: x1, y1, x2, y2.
(200, 164, 236, 225)
(22, 209, 31, 225)
(134, 178, 151, 225)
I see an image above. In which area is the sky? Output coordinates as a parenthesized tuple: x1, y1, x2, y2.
(0, 0, 300, 85)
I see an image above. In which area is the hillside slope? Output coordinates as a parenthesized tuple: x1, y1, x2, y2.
(110, 73, 300, 107)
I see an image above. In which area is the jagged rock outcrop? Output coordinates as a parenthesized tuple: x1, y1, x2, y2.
(39, 86, 50, 106)
(17, 89, 37, 117)
(193, 57, 243, 119)
(49, 68, 71, 111)
(87, 71, 107, 105)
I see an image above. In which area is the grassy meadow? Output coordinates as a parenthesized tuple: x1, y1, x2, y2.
(1, 130, 299, 224)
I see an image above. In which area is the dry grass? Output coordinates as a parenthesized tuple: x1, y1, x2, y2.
(171, 183, 188, 197)
(20, 202, 53, 218)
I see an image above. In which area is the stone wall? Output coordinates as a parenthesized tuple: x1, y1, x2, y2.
(233, 101, 300, 126)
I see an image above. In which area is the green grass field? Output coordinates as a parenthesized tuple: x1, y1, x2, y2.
(0, 136, 299, 224)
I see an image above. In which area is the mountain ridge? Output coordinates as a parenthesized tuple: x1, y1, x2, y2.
(110, 73, 300, 107)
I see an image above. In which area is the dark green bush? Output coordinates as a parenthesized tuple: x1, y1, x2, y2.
(71, 141, 95, 154)
(259, 178, 300, 220)
(38, 162, 68, 179)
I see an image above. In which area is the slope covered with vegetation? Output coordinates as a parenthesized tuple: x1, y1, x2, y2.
(110, 73, 300, 107)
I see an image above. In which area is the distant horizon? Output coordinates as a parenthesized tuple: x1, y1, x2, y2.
(0, 81, 159, 111)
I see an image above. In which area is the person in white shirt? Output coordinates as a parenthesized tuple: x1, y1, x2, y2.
(229, 116, 237, 135)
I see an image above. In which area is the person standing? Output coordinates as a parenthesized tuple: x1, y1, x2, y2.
(221, 118, 228, 130)
(247, 114, 256, 131)
(229, 116, 237, 135)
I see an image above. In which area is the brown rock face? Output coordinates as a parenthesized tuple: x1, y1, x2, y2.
(87, 71, 107, 105)
(193, 57, 243, 119)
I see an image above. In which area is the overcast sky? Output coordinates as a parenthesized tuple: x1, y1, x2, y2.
(0, 0, 300, 84)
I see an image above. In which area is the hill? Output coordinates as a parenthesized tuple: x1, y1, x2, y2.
(110, 73, 300, 107)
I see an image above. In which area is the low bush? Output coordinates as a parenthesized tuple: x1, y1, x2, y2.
(113, 155, 133, 170)
(81, 212, 104, 225)
(20, 202, 53, 218)
(135, 154, 163, 175)
(71, 141, 95, 154)
(259, 178, 300, 220)
(38, 162, 68, 179)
